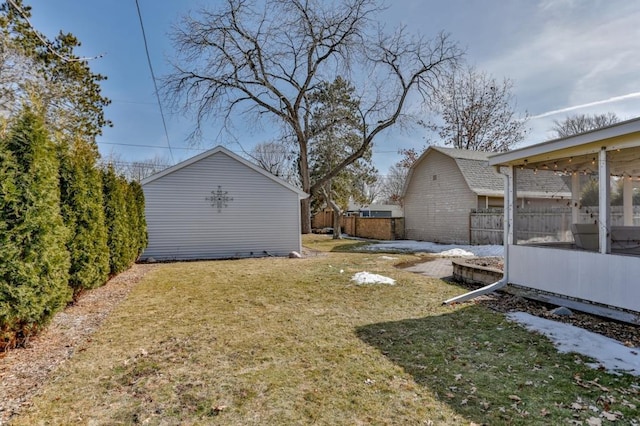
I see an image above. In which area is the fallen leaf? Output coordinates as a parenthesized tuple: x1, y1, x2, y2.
(586, 417, 602, 426)
(540, 408, 550, 417)
(622, 400, 637, 409)
(571, 403, 584, 410)
(509, 394, 522, 402)
(601, 411, 617, 421)
(212, 405, 227, 415)
(454, 374, 462, 381)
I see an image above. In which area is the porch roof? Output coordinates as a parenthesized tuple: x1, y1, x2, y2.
(488, 116, 640, 174)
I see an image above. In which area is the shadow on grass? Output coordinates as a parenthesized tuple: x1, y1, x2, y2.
(356, 305, 639, 425)
(329, 240, 378, 252)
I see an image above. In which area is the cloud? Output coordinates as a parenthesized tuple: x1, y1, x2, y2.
(530, 92, 640, 119)
(480, 2, 640, 118)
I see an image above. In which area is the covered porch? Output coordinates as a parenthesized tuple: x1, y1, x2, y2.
(488, 118, 640, 317)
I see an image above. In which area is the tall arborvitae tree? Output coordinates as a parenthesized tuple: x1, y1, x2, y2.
(129, 180, 148, 257)
(58, 138, 109, 296)
(102, 165, 131, 275)
(0, 107, 71, 348)
(123, 180, 140, 262)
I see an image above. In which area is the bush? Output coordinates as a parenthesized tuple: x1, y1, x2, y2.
(129, 180, 148, 257)
(102, 165, 142, 275)
(0, 108, 71, 349)
(59, 139, 110, 296)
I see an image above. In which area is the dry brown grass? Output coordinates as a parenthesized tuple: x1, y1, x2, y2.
(11, 235, 640, 425)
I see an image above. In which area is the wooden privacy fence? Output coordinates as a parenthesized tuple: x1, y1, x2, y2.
(469, 208, 505, 245)
(342, 216, 405, 240)
(311, 210, 334, 229)
(470, 206, 640, 245)
(311, 211, 404, 240)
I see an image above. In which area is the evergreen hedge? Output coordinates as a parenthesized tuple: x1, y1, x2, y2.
(0, 109, 148, 350)
(129, 180, 148, 258)
(103, 166, 147, 276)
(58, 139, 110, 297)
(0, 109, 72, 348)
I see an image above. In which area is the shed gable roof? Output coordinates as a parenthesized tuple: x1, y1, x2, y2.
(140, 145, 308, 198)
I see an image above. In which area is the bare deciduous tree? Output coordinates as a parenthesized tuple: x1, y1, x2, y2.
(380, 163, 410, 205)
(100, 152, 170, 182)
(426, 66, 528, 152)
(248, 140, 298, 185)
(165, 0, 461, 232)
(551, 112, 620, 138)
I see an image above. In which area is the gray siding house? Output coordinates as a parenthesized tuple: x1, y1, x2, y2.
(140, 146, 307, 261)
(402, 146, 570, 244)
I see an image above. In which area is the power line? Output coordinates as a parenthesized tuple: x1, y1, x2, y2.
(97, 140, 203, 151)
(98, 139, 400, 155)
(6, 0, 103, 62)
(134, 0, 174, 162)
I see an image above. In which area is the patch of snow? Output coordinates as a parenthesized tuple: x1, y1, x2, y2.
(379, 256, 398, 260)
(438, 248, 475, 257)
(356, 239, 503, 257)
(351, 272, 396, 285)
(507, 312, 640, 376)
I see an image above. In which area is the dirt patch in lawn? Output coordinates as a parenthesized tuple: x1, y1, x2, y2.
(0, 263, 159, 423)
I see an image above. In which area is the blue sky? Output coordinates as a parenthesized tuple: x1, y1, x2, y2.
(25, 0, 640, 174)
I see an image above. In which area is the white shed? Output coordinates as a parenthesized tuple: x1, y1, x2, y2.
(140, 146, 307, 261)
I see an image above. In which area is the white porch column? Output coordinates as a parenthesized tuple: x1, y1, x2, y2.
(571, 172, 580, 224)
(506, 166, 515, 245)
(623, 176, 633, 226)
(598, 148, 610, 253)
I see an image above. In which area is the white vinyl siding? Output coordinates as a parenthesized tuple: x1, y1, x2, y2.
(142, 151, 301, 260)
(404, 151, 477, 244)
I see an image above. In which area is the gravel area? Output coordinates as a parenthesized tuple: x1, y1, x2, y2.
(0, 263, 158, 424)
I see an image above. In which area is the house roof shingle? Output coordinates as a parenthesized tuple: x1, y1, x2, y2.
(406, 146, 571, 198)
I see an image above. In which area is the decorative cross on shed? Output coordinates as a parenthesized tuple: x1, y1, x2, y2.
(206, 185, 233, 213)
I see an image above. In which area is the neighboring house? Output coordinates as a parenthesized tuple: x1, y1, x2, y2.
(475, 116, 640, 319)
(402, 146, 570, 244)
(346, 202, 403, 218)
(140, 146, 308, 261)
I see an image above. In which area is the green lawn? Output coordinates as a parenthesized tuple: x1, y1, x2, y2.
(14, 235, 640, 425)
